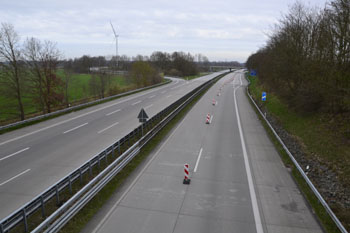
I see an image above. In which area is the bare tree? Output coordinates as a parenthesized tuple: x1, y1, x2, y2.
(0, 23, 25, 120)
(40, 40, 63, 113)
(23, 37, 45, 113)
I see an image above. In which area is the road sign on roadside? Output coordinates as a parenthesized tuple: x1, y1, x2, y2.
(137, 108, 149, 123)
(250, 70, 257, 76)
(262, 92, 266, 101)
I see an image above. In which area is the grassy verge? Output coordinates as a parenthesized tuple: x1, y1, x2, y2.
(58, 76, 218, 233)
(246, 74, 344, 232)
(183, 72, 210, 80)
(0, 79, 171, 135)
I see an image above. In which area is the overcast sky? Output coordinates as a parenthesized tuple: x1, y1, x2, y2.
(0, 0, 329, 62)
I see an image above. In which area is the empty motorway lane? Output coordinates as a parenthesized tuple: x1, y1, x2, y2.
(89, 71, 323, 233)
(0, 72, 225, 220)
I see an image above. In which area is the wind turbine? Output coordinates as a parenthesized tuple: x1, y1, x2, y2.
(110, 21, 119, 69)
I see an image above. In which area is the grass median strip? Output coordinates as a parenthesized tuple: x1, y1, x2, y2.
(58, 76, 222, 233)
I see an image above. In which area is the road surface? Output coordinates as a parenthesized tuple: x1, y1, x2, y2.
(89, 71, 323, 233)
(0, 71, 225, 220)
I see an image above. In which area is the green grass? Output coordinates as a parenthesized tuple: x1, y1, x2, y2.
(58, 74, 220, 233)
(183, 72, 210, 80)
(0, 71, 139, 124)
(247, 74, 348, 232)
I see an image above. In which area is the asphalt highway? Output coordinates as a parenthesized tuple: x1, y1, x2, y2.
(0, 71, 226, 220)
(89, 71, 323, 233)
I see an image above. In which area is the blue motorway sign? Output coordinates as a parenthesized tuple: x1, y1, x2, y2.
(262, 92, 266, 101)
(250, 70, 257, 76)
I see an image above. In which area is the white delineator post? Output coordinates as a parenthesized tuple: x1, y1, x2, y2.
(183, 163, 191, 184)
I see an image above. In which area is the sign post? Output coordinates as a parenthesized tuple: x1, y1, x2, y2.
(137, 108, 149, 137)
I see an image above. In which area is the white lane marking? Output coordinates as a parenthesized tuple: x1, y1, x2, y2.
(210, 115, 213, 124)
(0, 147, 30, 162)
(144, 104, 153, 110)
(92, 103, 190, 233)
(161, 90, 166, 94)
(240, 75, 243, 86)
(194, 148, 203, 173)
(148, 95, 156, 99)
(0, 169, 31, 186)
(0, 82, 175, 147)
(132, 101, 141, 106)
(98, 122, 119, 134)
(63, 123, 88, 134)
(166, 95, 172, 98)
(233, 86, 264, 233)
(106, 109, 121, 116)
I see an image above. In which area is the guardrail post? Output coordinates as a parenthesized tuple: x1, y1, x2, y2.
(23, 208, 28, 232)
(105, 150, 108, 163)
(79, 168, 83, 184)
(112, 145, 115, 157)
(89, 161, 92, 177)
(117, 141, 121, 155)
(0, 223, 4, 233)
(68, 175, 72, 194)
(98, 154, 101, 169)
(41, 196, 45, 217)
(55, 185, 60, 205)
(126, 135, 130, 146)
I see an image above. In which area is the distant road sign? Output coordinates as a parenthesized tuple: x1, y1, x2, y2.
(250, 70, 257, 76)
(262, 92, 266, 101)
(137, 108, 149, 123)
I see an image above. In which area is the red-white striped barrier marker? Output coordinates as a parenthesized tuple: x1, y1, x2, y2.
(183, 163, 191, 184)
(205, 113, 211, 124)
(212, 99, 216, 105)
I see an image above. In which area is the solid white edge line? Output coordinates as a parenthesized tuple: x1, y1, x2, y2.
(131, 101, 141, 106)
(166, 95, 172, 98)
(92, 105, 190, 233)
(0, 169, 31, 186)
(0, 147, 30, 162)
(63, 123, 88, 134)
(106, 109, 121, 116)
(210, 115, 213, 124)
(98, 122, 119, 134)
(194, 148, 203, 173)
(148, 95, 156, 99)
(233, 85, 264, 233)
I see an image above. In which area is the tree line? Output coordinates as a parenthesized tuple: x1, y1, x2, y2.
(64, 51, 209, 77)
(246, 0, 350, 114)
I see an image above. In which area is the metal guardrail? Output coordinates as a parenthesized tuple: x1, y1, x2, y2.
(244, 72, 348, 233)
(0, 80, 171, 131)
(0, 72, 227, 233)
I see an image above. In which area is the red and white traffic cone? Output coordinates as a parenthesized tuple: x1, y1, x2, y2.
(205, 113, 211, 124)
(212, 99, 216, 106)
(183, 163, 191, 184)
